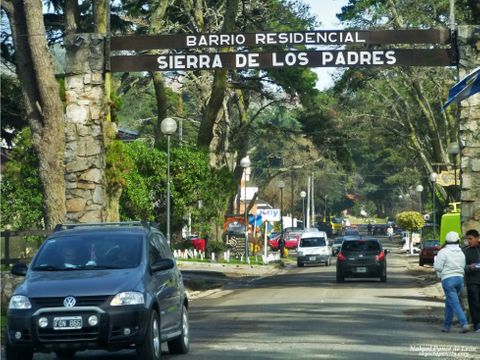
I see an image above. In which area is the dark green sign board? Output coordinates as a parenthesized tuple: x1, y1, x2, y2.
(109, 29, 454, 72)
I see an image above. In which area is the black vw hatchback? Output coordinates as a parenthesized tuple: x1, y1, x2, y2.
(336, 238, 388, 283)
(6, 222, 189, 360)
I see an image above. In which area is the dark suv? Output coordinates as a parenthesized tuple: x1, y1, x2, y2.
(6, 222, 189, 360)
(336, 238, 388, 283)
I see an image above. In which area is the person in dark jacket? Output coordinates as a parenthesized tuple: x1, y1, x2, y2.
(463, 229, 480, 333)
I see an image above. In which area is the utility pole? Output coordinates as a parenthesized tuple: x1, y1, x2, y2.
(311, 172, 315, 227)
(306, 176, 311, 228)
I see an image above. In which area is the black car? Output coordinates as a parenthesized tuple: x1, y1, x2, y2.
(336, 238, 388, 283)
(6, 222, 189, 360)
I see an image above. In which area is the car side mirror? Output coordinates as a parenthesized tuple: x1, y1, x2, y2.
(384, 249, 389, 255)
(11, 263, 28, 276)
(151, 258, 175, 272)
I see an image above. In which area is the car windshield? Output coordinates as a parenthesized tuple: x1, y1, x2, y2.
(342, 240, 380, 252)
(300, 237, 326, 247)
(32, 233, 144, 271)
(345, 230, 359, 236)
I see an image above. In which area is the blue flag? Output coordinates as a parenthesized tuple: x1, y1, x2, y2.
(249, 214, 263, 227)
(442, 67, 480, 111)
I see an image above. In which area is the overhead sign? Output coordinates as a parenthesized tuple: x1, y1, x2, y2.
(257, 209, 281, 222)
(437, 170, 460, 187)
(111, 49, 454, 72)
(111, 29, 450, 50)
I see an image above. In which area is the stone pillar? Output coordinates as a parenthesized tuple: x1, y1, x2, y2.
(64, 34, 108, 223)
(458, 26, 480, 232)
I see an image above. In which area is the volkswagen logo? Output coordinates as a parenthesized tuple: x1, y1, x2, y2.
(63, 296, 76, 308)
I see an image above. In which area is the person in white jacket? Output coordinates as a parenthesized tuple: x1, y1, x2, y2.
(434, 231, 470, 333)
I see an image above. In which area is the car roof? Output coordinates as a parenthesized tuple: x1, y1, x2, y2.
(48, 226, 150, 239)
(301, 231, 327, 238)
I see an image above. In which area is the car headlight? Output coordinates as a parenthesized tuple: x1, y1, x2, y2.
(9, 295, 32, 309)
(110, 292, 144, 306)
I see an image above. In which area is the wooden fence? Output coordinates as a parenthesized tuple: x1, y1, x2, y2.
(1, 229, 52, 266)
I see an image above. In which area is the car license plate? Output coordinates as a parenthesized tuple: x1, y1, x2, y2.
(53, 316, 82, 330)
(309, 256, 316, 261)
(356, 267, 367, 273)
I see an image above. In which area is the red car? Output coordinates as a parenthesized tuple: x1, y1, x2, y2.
(419, 240, 440, 266)
(269, 232, 302, 250)
(187, 236, 206, 252)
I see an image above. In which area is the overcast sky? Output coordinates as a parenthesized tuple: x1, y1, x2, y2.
(303, 0, 349, 89)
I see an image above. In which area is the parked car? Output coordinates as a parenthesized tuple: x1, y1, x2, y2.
(284, 231, 302, 249)
(344, 228, 360, 237)
(316, 222, 333, 238)
(186, 235, 206, 252)
(6, 222, 189, 360)
(419, 240, 441, 266)
(296, 231, 330, 267)
(332, 237, 345, 256)
(336, 238, 388, 283)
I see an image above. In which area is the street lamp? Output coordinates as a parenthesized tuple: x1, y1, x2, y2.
(429, 172, 438, 239)
(300, 191, 306, 230)
(278, 180, 285, 257)
(448, 142, 460, 200)
(415, 184, 424, 213)
(161, 117, 177, 244)
(240, 156, 251, 262)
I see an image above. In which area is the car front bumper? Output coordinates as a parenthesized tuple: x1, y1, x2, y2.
(7, 305, 149, 352)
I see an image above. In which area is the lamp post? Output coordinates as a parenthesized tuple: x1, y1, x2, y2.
(300, 191, 306, 230)
(430, 172, 438, 239)
(160, 117, 177, 244)
(416, 185, 424, 213)
(448, 142, 460, 200)
(240, 156, 251, 262)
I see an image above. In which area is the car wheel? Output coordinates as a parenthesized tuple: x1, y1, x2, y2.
(336, 272, 344, 283)
(55, 350, 76, 359)
(380, 271, 387, 282)
(297, 261, 304, 267)
(5, 337, 33, 360)
(136, 310, 161, 360)
(419, 259, 424, 266)
(168, 305, 190, 354)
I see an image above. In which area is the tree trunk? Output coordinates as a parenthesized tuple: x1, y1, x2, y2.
(4, 0, 66, 229)
(65, 0, 79, 35)
(197, 0, 239, 149)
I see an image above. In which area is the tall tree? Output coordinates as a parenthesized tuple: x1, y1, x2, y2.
(2, 0, 66, 228)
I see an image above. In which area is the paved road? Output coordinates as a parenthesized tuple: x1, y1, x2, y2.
(10, 239, 480, 359)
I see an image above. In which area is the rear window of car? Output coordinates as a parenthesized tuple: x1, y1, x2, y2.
(423, 240, 440, 247)
(342, 240, 380, 251)
(32, 233, 144, 271)
(345, 230, 359, 236)
(300, 237, 326, 247)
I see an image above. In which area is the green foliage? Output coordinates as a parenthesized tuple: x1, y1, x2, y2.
(105, 141, 134, 194)
(206, 240, 228, 254)
(0, 74, 26, 146)
(396, 211, 425, 232)
(0, 129, 44, 230)
(119, 142, 234, 234)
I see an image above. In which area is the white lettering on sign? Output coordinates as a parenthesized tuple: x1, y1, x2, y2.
(157, 54, 223, 70)
(272, 52, 308, 66)
(257, 209, 281, 222)
(186, 34, 246, 47)
(318, 50, 397, 66)
(235, 53, 260, 68)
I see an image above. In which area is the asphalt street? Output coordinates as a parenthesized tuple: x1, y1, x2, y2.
(9, 239, 480, 359)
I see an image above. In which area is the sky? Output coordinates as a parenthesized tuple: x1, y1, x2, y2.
(303, 0, 349, 89)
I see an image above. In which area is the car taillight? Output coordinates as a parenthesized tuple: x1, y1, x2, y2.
(376, 251, 385, 261)
(337, 252, 347, 261)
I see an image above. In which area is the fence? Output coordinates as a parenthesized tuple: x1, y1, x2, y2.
(1, 229, 51, 266)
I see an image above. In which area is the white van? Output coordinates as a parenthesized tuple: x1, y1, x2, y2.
(296, 230, 331, 267)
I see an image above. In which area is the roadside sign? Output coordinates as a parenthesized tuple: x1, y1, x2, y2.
(111, 29, 450, 50)
(257, 209, 281, 222)
(437, 170, 459, 187)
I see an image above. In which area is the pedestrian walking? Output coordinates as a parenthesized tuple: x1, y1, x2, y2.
(434, 231, 470, 333)
(463, 229, 480, 333)
(387, 226, 394, 241)
(367, 222, 373, 236)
